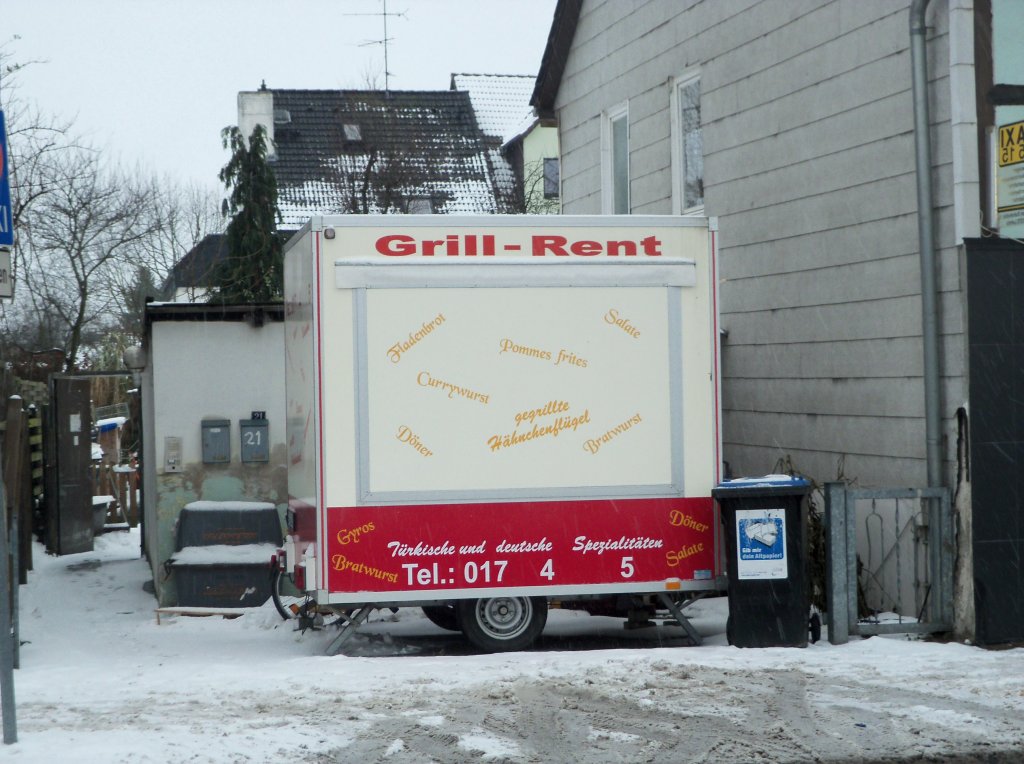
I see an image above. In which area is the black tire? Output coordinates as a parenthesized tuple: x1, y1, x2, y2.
(421, 604, 460, 632)
(270, 568, 342, 629)
(456, 596, 547, 652)
(270, 566, 300, 620)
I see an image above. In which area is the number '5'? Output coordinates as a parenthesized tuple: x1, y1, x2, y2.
(620, 556, 635, 578)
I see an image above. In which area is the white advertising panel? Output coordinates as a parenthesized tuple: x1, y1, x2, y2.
(363, 285, 674, 495)
(0, 249, 12, 300)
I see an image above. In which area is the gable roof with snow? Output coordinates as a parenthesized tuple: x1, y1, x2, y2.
(450, 73, 537, 143)
(448, 74, 539, 214)
(268, 89, 516, 226)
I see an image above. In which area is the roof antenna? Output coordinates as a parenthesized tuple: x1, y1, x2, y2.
(348, 0, 407, 94)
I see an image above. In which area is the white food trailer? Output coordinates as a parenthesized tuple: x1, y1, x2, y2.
(278, 215, 723, 652)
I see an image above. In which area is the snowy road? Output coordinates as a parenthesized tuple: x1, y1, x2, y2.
(2, 531, 1023, 763)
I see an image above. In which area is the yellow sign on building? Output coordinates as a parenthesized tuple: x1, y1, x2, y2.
(999, 120, 1024, 167)
(997, 120, 1024, 232)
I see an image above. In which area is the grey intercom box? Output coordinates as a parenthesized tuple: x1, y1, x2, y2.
(240, 418, 270, 463)
(164, 436, 183, 473)
(201, 419, 231, 463)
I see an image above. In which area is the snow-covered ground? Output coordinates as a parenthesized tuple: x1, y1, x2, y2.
(1, 529, 1023, 763)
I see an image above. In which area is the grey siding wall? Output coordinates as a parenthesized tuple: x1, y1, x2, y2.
(555, 0, 966, 487)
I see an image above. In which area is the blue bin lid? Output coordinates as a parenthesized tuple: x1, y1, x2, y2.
(96, 416, 127, 433)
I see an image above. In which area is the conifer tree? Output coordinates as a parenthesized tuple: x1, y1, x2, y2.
(212, 124, 282, 302)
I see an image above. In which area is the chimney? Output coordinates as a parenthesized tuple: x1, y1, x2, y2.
(237, 88, 276, 158)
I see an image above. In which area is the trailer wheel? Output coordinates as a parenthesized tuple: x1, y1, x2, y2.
(270, 568, 343, 629)
(270, 566, 301, 620)
(421, 604, 460, 632)
(456, 596, 547, 652)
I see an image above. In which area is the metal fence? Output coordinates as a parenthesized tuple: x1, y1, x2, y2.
(94, 402, 130, 421)
(824, 483, 953, 644)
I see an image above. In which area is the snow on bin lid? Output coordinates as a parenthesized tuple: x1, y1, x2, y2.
(171, 543, 279, 566)
(717, 474, 809, 488)
(182, 500, 276, 512)
(712, 474, 810, 497)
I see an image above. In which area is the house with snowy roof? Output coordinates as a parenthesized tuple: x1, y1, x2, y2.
(451, 73, 561, 214)
(237, 83, 525, 228)
(167, 78, 551, 301)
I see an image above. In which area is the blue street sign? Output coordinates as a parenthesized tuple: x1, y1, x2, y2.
(0, 110, 12, 247)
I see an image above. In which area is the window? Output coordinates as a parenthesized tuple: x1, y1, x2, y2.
(405, 196, 434, 214)
(672, 74, 703, 213)
(543, 157, 560, 199)
(602, 103, 630, 214)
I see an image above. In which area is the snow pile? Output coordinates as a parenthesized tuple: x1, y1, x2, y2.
(1, 530, 1022, 762)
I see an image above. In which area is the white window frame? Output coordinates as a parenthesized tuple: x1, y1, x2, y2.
(671, 71, 704, 215)
(601, 102, 630, 214)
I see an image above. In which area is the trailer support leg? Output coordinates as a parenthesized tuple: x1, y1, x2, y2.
(324, 605, 374, 656)
(656, 593, 703, 646)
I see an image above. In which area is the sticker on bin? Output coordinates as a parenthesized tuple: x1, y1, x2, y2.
(736, 508, 787, 580)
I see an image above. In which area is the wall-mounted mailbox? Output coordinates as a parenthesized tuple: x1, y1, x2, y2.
(240, 418, 270, 463)
(201, 419, 231, 464)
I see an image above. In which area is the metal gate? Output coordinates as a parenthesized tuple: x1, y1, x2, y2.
(824, 483, 954, 644)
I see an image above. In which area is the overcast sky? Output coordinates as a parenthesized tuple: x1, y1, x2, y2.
(2, 0, 558, 193)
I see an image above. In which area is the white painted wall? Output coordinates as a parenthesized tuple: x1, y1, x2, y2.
(151, 320, 285, 469)
(141, 315, 287, 604)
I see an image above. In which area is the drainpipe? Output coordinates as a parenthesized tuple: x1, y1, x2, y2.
(910, 0, 943, 489)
